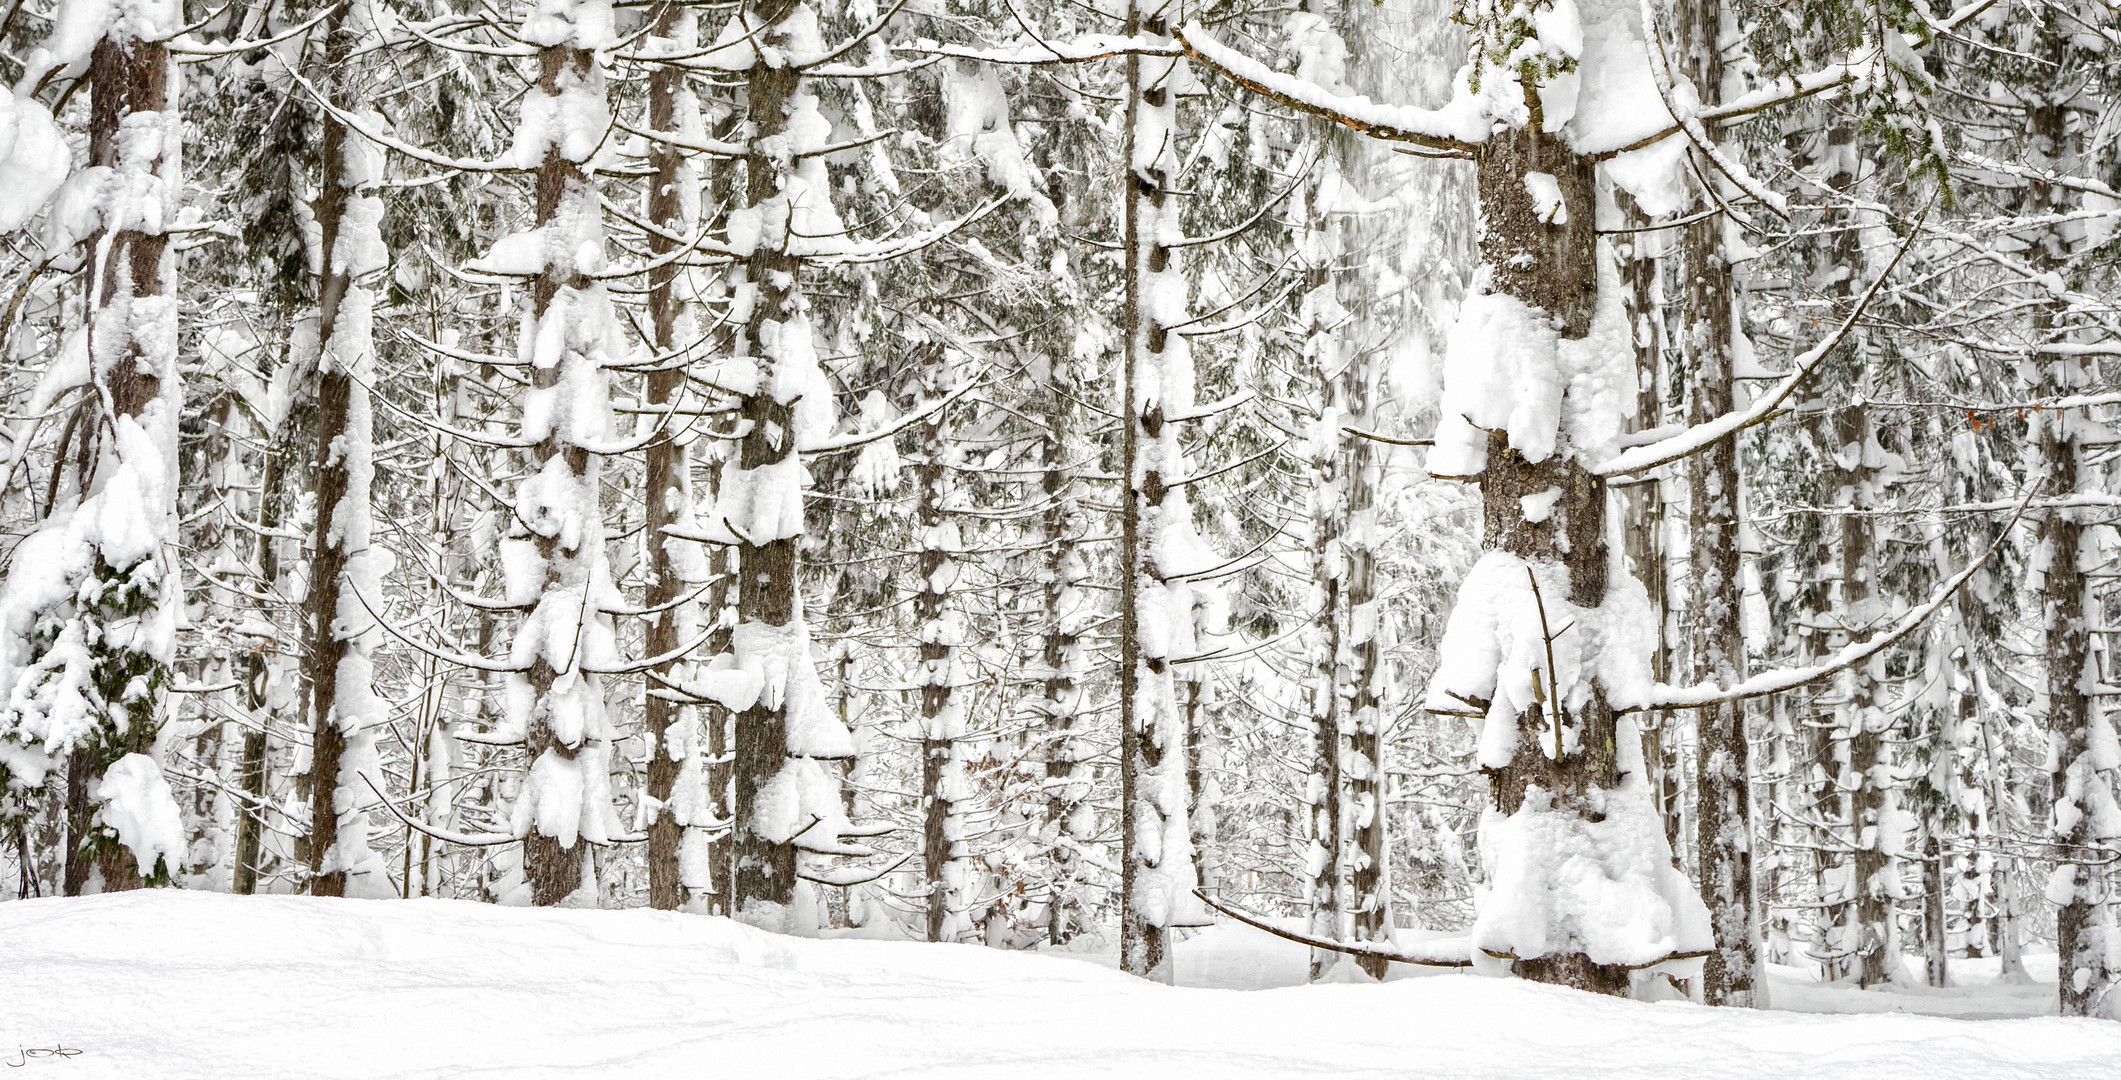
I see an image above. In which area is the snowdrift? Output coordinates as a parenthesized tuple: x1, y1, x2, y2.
(2, 892, 2115, 1079)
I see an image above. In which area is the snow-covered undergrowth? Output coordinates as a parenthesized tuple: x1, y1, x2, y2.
(4, 894, 2116, 1079)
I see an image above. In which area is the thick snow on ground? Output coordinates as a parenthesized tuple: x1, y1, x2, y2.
(3, 893, 2116, 1079)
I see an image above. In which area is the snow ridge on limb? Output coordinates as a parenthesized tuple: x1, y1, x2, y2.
(1643, 484, 2038, 712)
(1637, 0, 1786, 219)
(1594, 192, 1934, 477)
(1590, 0, 2004, 158)
(903, 34, 1180, 66)
(1172, 22, 1484, 154)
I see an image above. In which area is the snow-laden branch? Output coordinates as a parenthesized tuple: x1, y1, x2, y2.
(1592, 0, 2004, 157)
(800, 0, 913, 71)
(1641, 484, 2036, 712)
(287, 67, 522, 174)
(398, 13, 537, 58)
(901, 33, 1178, 65)
(1172, 21, 1482, 154)
(808, 197, 1005, 264)
(348, 583, 524, 674)
(1165, 388, 1255, 424)
(1639, 0, 1787, 219)
(1594, 193, 1934, 477)
(805, 57, 940, 80)
(1198, 888, 1719, 971)
(801, 853, 913, 887)
(580, 631, 714, 675)
(610, 117, 747, 159)
(1952, 150, 2121, 204)
(169, 5, 338, 57)
(802, 373, 986, 454)
(360, 773, 520, 847)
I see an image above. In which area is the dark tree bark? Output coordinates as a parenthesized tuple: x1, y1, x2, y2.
(303, 6, 364, 899)
(727, 17, 810, 916)
(1681, 0, 1759, 1007)
(516, 41, 603, 908)
(1463, 113, 1632, 998)
(641, 1, 691, 913)
(60, 31, 174, 897)
(2026, 49, 2109, 1017)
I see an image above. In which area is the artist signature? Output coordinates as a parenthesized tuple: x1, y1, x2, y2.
(4, 1046, 82, 1067)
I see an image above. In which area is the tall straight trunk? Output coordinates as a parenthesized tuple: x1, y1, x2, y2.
(2026, 61, 2111, 1017)
(1681, 0, 1758, 1007)
(1921, 827, 1946, 986)
(701, 108, 742, 920)
(1802, 119, 1863, 985)
(720, 2, 856, 928)
(916, 347, 964, 942)
(303, 4, 383, 899)
(1471, 124, 1621, 994)
(1818, 121, 1894, 983)
(728, 45, 803, 922)
(1835, 400, 1892, 988)
(1039, 351, 1088, 944)
(1796, 459, 1848, 975)
(1342, 290, 1388, 982)
(1617, 191, 1684, 862)
(1302, 135, 1347, 982)
(232, 410, 298, 896)
(1948, 589, 1990, 962)
(1184, 667, 1218, 894)
(186, 392, 243, 886)
(2042, 410, 2105, 1014)
(229, 724, 268, 894)
(503, 7, 623, 907)
(642, 2, 699, 912)
(1119, 0, 1207, 982)
(42, 25, 183, 896)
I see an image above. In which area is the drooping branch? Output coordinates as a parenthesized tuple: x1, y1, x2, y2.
(1641, 484, 2036, 712)
(1172, 21, 1480, 155)
(1594, 193, 1934, 477)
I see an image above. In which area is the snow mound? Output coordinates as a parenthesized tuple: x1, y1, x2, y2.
(1, 892, 2114, 1079)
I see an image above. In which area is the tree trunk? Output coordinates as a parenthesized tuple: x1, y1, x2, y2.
(1680, 0, 1758, 1006)
(1467, 121, 1628, 997)
(1039, 351, 1088, 944)
(1617, 189, 1684, 866)
(508, 24, 622, 907)
(1119, 0, 1206, 982)
(1302, 137, 1346, 981)
(52, 30, 180, 896)
(642, 1, 696, 912)
(2024, 52, 2111, 1018)
(303, 5, 382, 899)
(917, 346, 964, 942)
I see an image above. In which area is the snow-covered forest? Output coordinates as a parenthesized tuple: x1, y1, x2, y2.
(2, 0, 2120, 1053)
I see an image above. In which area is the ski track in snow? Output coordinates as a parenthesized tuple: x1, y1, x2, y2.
(2, 892, 2116, 1079)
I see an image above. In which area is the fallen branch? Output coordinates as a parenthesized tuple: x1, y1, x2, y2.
(1193, 889, 1473, 966)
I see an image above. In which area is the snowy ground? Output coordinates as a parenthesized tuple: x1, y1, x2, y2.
(3, 893, 2116, 1079)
